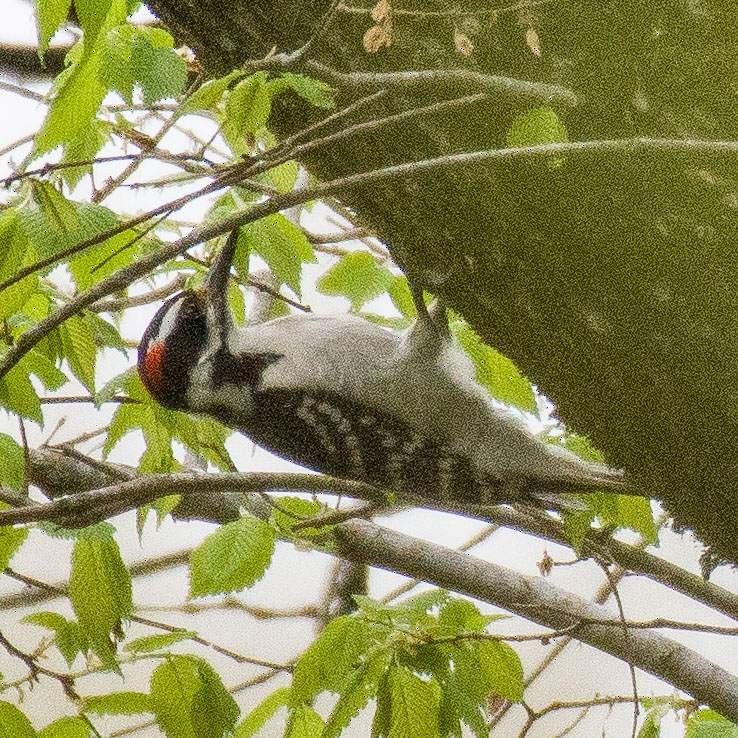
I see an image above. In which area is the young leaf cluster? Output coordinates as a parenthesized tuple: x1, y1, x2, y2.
(281, 589, 523, 738)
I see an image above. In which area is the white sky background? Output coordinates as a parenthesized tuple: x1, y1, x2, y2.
(0, 2, 736, 736)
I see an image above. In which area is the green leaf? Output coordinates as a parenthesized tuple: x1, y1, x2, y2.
(0, 210, 37, 320)
(323, 650, 393, 738)
(638, 706, 666, 738)
(74, 0, 114, 53)
(83, 691, 151, 715)
(0, 701, 36, 738)
(38, 716, 93, 738)
(150, 656, 201, 738)
(238, 214, 316, 295)
(0, 346, 68, 423)
(125, 630, 196, 654)
(130, 29, 187, 104)
(475, 640, 524, 702)
(0, 525, 28, 573)
(317, 251, 394, 311)
(61, 119, 113, 188)
(235, 688, 291, 738)
(506, 106, 568, 148)
(388, 276, 417, 319)
(36, 0, 73, 58)
(190, 659, 240, 738)
(685, 710, 738, 738)
(150, 655, 238, 738)
(455, 323, 536, 412)
(23, 611, 88, 667)
(270, 496, 324, 537)
(281, 73, 335, 109)
(225, 73, 271, 136)
(437, 597, 498, 633)
(35, 44, 107, 154)
(59, 314, 97, 392)
(291, 615, 377, 703)
(285, 704, 324, 738)
(189, 515, 275, 597)
(0, 433, 25, 491)
(505, 106, 568, 169)
(182, 71, 240, 113)
(68, 534, 132, 670)
(261, 159, 300, 194)
(386, 666, 441, 738)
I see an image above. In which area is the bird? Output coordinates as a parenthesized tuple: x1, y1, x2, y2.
(138, 230, 626, 509)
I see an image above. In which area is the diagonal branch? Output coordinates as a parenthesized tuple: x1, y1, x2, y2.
(3, 135, 738, 381)
(334, 518, 738, 720)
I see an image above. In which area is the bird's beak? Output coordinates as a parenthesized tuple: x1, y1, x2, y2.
(203, 228, 240, 349)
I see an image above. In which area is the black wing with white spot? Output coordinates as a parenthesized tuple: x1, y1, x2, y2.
(242, 388, 512, 504)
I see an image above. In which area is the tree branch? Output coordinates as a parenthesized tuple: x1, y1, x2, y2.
(334, 518, 738, 720)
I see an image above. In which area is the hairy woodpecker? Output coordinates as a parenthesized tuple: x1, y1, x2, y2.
(138, 231, 625, 507)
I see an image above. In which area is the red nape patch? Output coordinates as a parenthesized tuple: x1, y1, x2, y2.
(141, 341, 165, 392)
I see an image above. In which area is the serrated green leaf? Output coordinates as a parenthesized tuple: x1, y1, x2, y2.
(291, 615, 376, 703)
(281, 73, 335, 109)
(59, 314, 97, 392)
(190, 660, 240, 738)
(182, 71, 240, 113)
(86, 312, 128, 353)
(69, 535, 132, 670)
(99, 24, 136, 101)
(150, 655, 201, 738)
(0, 351, 43, 423)
(0, 210, 38, 320)
(261, 159, 300, 194)
(225, 73, 271, 137)
(437, 598, 492, 633)
(38, 716, 93, 738)
(455, 323, 536, 412)
(0, 701, 36, 738)
(125, 630, 195, 654)
(39, 520, 115, 539)
(638, 706, 665, 738)
(24, 610, 69, 630)
(130, 31, 187, 104)
(36, 0, 73, 58)
(150, 655, 238, 738)
(286, 704, 324, 738)
(323, 650, 393, 738)
(236, 688, 291, 738)
(23, 611, 88, 666)
(475, 640, 523, 702)
(0, 525, 28, 573)
(317, 251, 394, 312)
(270, 496, 323, 536)
(239, 214, 316, 295)
(74, 0, 114, 53)
(83, 691, 152, 715)
(190, 515, 275, 597)
(386, 666, 440, 738)
(61, 118, 113, 188)
(685, 709, 738, 738)
(0, 433, 25, 491)
(35, 45, 107, 154)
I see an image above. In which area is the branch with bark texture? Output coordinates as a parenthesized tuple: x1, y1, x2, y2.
(335, 518, 738, 720)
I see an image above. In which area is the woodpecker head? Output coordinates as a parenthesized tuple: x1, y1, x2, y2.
(138, 289, 209, 410)
(139, 229, 239, 409)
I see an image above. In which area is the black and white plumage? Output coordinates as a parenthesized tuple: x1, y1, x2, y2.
(138, 231, 625, 507)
